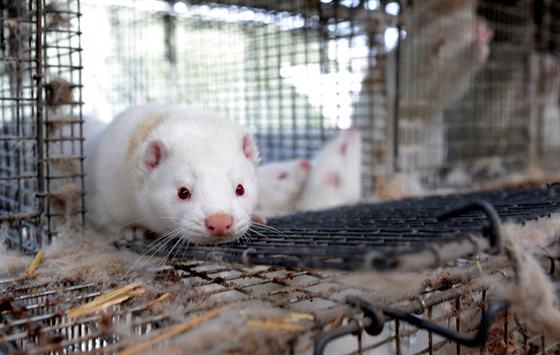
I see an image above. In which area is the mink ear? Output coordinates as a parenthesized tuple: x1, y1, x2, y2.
(299, 159, 311, 170)
(242, 134, 259, 164)
(144, 140, 167, 171)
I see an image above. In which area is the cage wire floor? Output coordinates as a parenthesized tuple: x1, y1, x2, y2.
(1, 185, 560, 354)
(124, 184, 560, 271)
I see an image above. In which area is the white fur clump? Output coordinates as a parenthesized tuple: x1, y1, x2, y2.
(0, 223, 33, 277)
(0, 249, 32, 278)
(334, 270, 428, 306)
(501, 214, 560, 252)
(149, 307, 305, 354)
(42, 229, 159, 284)
(505, 249, 560, 339)
(485, 215, 560, 340)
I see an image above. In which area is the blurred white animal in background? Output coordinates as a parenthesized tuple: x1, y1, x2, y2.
(256, 158, 311, 217)
(296, 128, 363, 212)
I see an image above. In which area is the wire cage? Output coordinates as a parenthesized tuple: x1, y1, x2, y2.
(1, 0, 560, 354)
(80, 0, 394, 195)
(533, 0, 560, 173)
(0, 0, 84, 252)
(79, 0, 560, 192)
(1, 249, 559, 354)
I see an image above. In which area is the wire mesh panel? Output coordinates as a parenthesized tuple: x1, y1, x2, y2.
(444, 0, 533, 176)
(1, 1, 43, 251)
(533, 0, 560, 173)
(1, 255, 559, 353)
(390, 0, 538, 187)
(80, 0, 397, 195)
(80, 0, 560, 199)
(0, 0, 84, 252)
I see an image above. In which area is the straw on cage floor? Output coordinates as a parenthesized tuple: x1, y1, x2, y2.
(1, 185, 560, 353)
(1, 252, 559, 353)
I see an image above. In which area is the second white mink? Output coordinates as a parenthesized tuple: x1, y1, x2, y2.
(256, 158, 311, 217)
(296, 128, 362, 211)
(84, 104, 260, 244)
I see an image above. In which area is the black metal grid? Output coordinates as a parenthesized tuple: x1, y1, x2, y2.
(124, 185, 560, 271)
(0, 0, 85, 252)
(1, 1, 44, 250)
(1, 251, 558, 354)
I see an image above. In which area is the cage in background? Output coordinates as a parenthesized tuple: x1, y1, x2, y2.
(0, 0, 84, 252)
(533, 0, 560, 173)
(1, 186, 560, 354)
(81, 0, 394, 195)
(80, 0, 560, 196)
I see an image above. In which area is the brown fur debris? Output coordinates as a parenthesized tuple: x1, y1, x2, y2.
(45, 77, 74, 110)
(49, 156, 80, 175)
(0, 252, 32, 278)
(49, 183, 83, 227)
(155, 307, 306, 354)
(44, 2, 72, 30)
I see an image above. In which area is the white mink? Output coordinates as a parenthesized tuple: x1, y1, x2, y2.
(534, 53, 560, 150)
(84, 104, 259, 244)
(256, 158, 311, 217)
(375, 0, 493, 170)
(296, 128, 362, 211)
(394, 0, 494, 122)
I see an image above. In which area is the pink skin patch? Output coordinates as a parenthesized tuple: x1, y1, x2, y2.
(340, 143, 347, 156)
(476, 18, 494, 43)
(475, 18, 494, 63)
(278, 172, 289, 180)
(300, 159, 311, 169)
(324, 172, 341, 189)
(432, 37, 447, 57)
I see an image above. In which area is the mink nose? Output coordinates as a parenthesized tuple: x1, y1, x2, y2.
(205, 213, 233, 236)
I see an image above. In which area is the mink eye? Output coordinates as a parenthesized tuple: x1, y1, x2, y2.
(278, 172, 288, 180)
(177, 187, 191, 200)
(235, 184, 245, 197)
